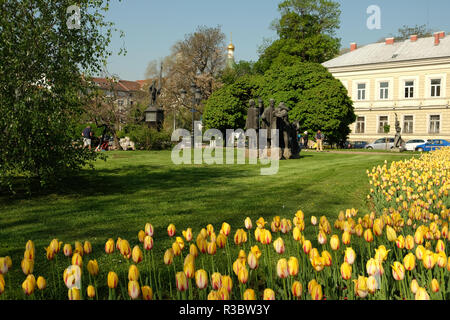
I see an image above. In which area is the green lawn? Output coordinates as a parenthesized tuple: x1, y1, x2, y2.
(0, 150, 416, 299)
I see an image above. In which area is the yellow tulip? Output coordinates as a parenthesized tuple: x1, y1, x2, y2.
(144, 223, 154, 236)
(164, 248, 174, 265)
(374, 245, 390, 262)
(410, 279, 419, 294)
(128, 280, 140, 299)
(308, 279, 318, 294)
(405, 235, 414, 250)
(132, 245, 143, 264)
(142, 286, 153, 300)
(302, 240, 312, 254)
(373, 219, 383, 236)
(175, 272, 188, 292)
(45, 247, 55, 261)
(176, 237, 185, 250)
(182, 228, 193, 242)
(291, 281, 303, 299)
(63, 244, 73, 257)
(207, 241, 217, 255)
(21, 258, 34, 275)
(256, 217, 266, 229)
(244, 217, 253, 230)
(49, 239, 60, 254)
(218, 287, 230, 300)
(184, 261, 195, 279)
(0, 258, 9, 274)
(354, 276, 368, 298)
(395, 235, 405, 249)
(415, 287, 430, 300)
(68, 287, 81, 300)
(172, 242, 181, 256)
(143, 236, 154, 251)
(167, 224, 176, 237)
(207, 290, 220, 300)
(221, 222, 231, 236)
(107, 271, 119, 289)
(367, 276, 378, 294)
(293, 226, 302, 242)
(0, 280, 4, 296)
(74, 241, 84, 256)
(238, 249, 246, 262)
(273, 237, 285, 254)
(435, 239, 445, 253)
(128, 264, 140, 281)
(221, 275, 233, 293)
(195, 269, 208, 289)
(344, 247, 356, 265)
(138, 230, 145, 243)
(87, 259, 99, 276)
(276, 258, 289, 279)
(415, 245, 425, 260)
(403, 253, 416, 271)
(391, 261, 405, 281)
(243, 288, 256, 300)
(311, 283, 323, 300)
(87, 285, 95, 298)
(422, 251, 436, 269)
(63, 265, 81, 289)
(288, 257, 299, 276)
(311, 216, 317, 226)
(238, 267, 249, 284)
(71, 253, 82, 267)
(330, 235, 340, 251)
(83, 241, 92, 254)
(105, 239, 115, 254)
(211, 272, 222, 290)
(23, 249, 34, 261)
(342, 231, 351, 245)
(321, 251, 332, 267)
(340, 262, 352, 280)
(436, 252, 447, 268)
(247, 252, 258, 270)
(386, 225, 397, 242)
(431, 279, 439, 293)
(263, 288, 275, 300)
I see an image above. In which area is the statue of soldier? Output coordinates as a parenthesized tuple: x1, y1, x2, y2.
(261, 99, 275, 148)
(393, 113, 406, 151)
(149, 64, 163, 106)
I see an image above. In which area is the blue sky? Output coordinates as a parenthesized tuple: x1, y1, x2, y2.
(102, 0, 450, 80)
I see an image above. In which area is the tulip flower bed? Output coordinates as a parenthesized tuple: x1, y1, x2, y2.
(0, 149, 449, 300)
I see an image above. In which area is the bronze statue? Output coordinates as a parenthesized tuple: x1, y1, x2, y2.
(245, 99, 260, 131)
(149, 64, 163, 106)
(261, 99, 275, 147)
(273, 102, 291, 159)
(393, 113, 406, 151)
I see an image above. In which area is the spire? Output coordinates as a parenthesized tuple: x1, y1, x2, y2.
(226, 32, 235, 69)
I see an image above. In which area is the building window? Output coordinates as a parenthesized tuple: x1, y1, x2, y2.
(403, 115, 414, 134)
(429, 115, 440, 134)
(430, 79, 441, 97)
(118, 99, 124, 106)
(379, 82, 389, 100)
(357, 83, 366, 100)
(355, 116, 365, 133)
(378, 116, 389, 134)
(404, 81, 414, 98)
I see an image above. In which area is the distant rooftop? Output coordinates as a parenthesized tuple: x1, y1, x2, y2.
(323, 33, 450, 69)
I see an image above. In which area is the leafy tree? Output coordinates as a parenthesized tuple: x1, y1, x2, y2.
(220, 60, 257, 85)
(255, 0, 341, 73)
(203, 75, 262, 134)
(0, 0, 122, 193)
(395, 24, 433, 40)
(204, 62, 355, 146)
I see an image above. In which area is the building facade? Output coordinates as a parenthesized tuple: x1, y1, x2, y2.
(323, 33, 450, 143)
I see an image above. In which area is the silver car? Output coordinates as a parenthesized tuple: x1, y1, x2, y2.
(366, 137, 395, 150)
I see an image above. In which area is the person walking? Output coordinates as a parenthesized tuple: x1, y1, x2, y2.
(82, 125, 93, 151)
(315, 130, 324, 152)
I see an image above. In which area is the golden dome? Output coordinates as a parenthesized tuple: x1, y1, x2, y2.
(228, 43, 235, 50)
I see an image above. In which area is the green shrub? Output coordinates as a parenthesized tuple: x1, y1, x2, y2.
(126, 125, 172, 150)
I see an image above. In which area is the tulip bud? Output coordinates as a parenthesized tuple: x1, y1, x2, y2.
(288, 257, 299, 276)
(175, 272, 188, 292)
(21, 258, 34, 275)
(128, 280, 140, 299)
(128, 264, 140, 281)
(244, 217, 253, 230)
(107, 271, 119, 289)
(431, 279, 439, 293)
(74, 241, 84, 256)
(247, 252, 258, 270)
(63, 244, 73, 257)
(132, 245, 143, 264)
(71, 253, 82, 267)
(221, 275, 233, 293)
(221, 222, 231, 236)
(405, 235, 414, 250)
(344, 247, 356, 265)
(341, 261, 353, 281)
(318, 230, 327, 245)
(167, 224, 176, 237)
(291, 281, 303, 299)
(211, 272, 222, 290)
(87, 259, 99, 276)
(83, 241, 92, 255)
(403, 253, 416, 271)
(164, 248, 174, 265)
(145, 223, 154, 237)
(342, 231, 351, 245)
(311, 283, 323, 300)
(182, 228, 193, 242)
(172, 242, 181, 256)
(195, 269, 208, 289)
(36, 276, 46, 290)
(207, 290, 220, 300)
(415, 287, 430, 300)
(391, 261, 405, 281)
(105, 239, 115, 254)
(276, 258, 289, 279)
(207, 241, 217, 255)
(330, 235, 340, 251)
(68, 287, 81, 300)
(273, 237, 285, 254)
(410, 279, 419, 294)
(87, 285, 95, 298)
(142, 286, 153, 300)
(0, 258, 9, 274)
(311, 216, 317, 226)
(238, 267, 249, 284)
(367, 276, 378, 294)
(243, 288, 256, 300)
(184, 262, 195, 279)
(354, 276, 368, 298)
(302, 240, 312, 255)
(138, 230, 145, 243)
(263, 288, 275, 300)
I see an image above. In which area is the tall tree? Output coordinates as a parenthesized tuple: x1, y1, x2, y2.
(255, 0, 341, 73)
(0, 0, 123, 193)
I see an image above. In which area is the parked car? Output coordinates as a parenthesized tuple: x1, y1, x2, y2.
(352, 141, 369, 149)
(365, 138, 395, 150)
(404, 139, 429, 151)
(415, 139, 450, 152)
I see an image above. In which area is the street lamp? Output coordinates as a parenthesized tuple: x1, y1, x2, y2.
(180, 83, 202, 147)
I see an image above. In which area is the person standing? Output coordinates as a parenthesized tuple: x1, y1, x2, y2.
(82, 125, 93, 151)
(315, 130, 324, 152)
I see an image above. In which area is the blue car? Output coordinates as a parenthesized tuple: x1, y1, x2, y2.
(415, 139, 450, 152)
